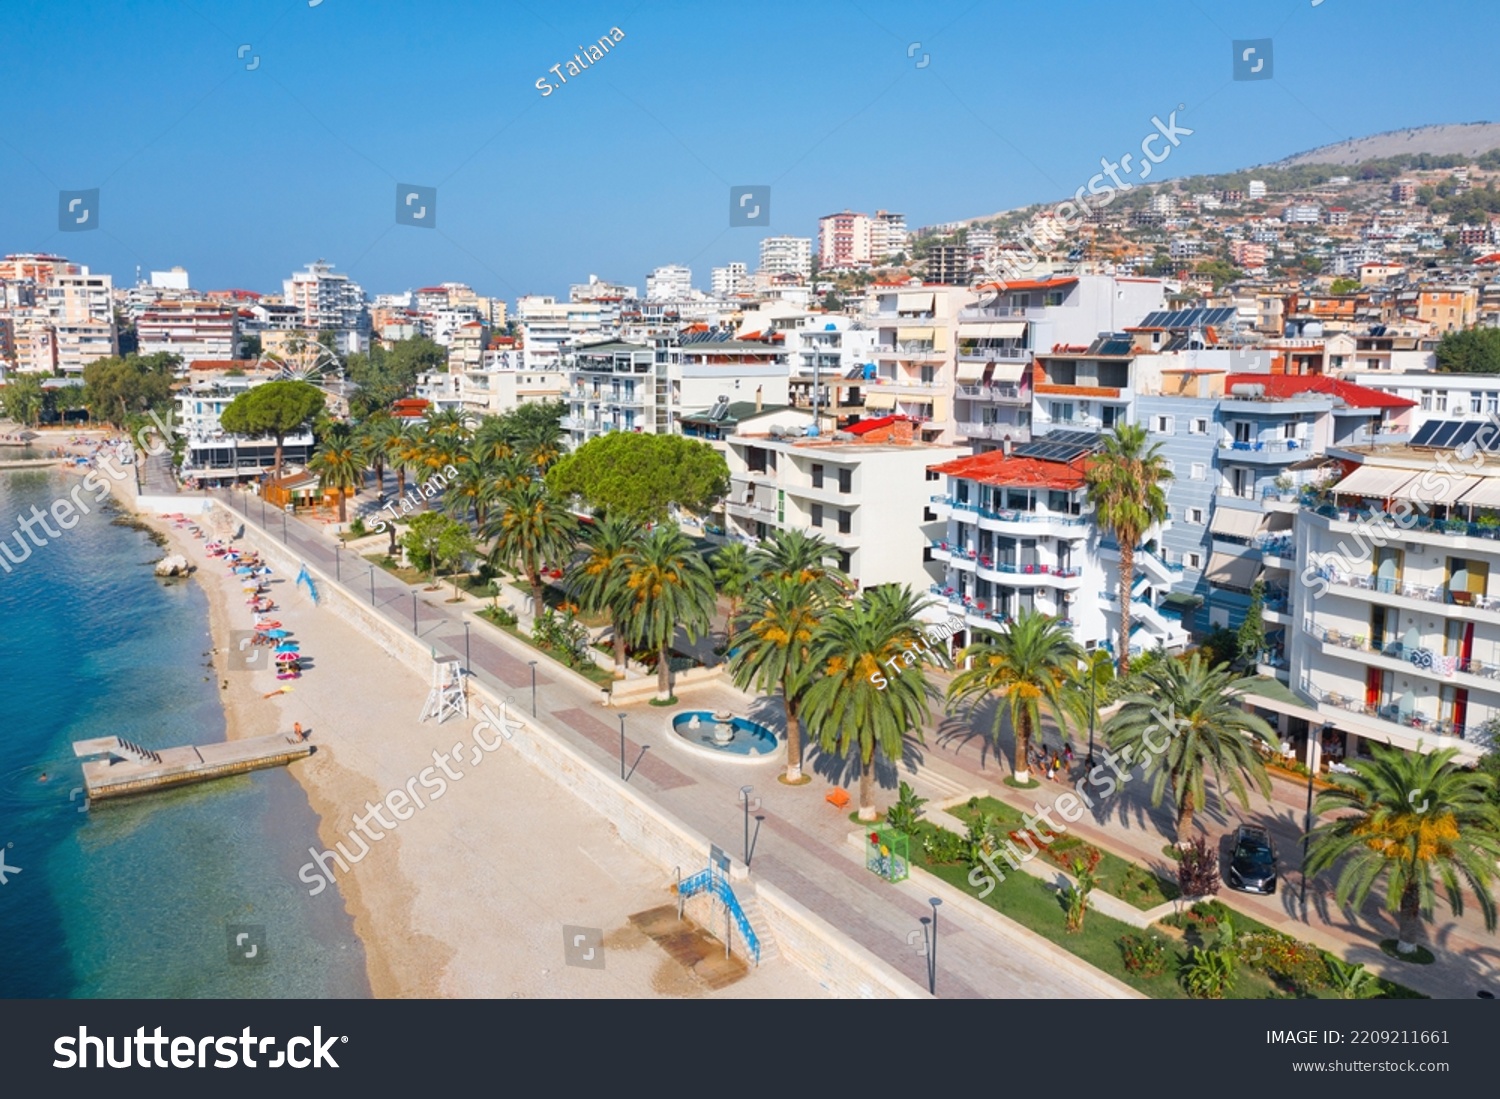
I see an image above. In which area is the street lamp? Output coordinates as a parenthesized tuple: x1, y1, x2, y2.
(529, 660, 538, 717)
(335, 540, 342, 582)
(739, 786, 754, 866)
(1084, 652, 1099, 768)
(464, 622, 471, 676)
(1300, 723, 1330, 918)
(926, 896, 942, 995)
(368, 565, 376, 607)
(411, 592, 418, 635)
(618, 714, 627, 780)
(281, 507, 288, 543)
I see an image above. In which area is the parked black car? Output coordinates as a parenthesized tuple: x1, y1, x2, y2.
(1227, 824, 1277, 894)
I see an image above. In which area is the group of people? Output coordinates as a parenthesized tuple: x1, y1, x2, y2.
(1028, 740, 1076, 782)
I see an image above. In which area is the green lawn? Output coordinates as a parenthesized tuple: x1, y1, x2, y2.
(476, 608, 616, 687)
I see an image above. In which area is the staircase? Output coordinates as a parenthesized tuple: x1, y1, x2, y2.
(732, 893, 780, 965)
(1136, 548, 1183, 586)
(113, 739, 162, 766)
(678, 867, 777, 965)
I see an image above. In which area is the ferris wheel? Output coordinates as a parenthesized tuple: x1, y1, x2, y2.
(260, 338, 344, 388)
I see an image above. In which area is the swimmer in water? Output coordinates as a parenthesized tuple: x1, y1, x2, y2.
(38, 772, 47, 783)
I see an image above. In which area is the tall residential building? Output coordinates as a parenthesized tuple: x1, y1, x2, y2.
(516, 295, 606, 371)
(710, 262, 748, 298)
(45, 270, 113, 325)
(137, 301, 240, 363)
(0, 254, 79, 286)
(759, 236, 813, 281)
(817, 210, 872, 268)
(923, 245, 971, 286)
(863, 284, 969, 445)
(646, 265, 693, 300)
(563, 339, 661, 446)
(282, 260, 369, 347)
(1248, 180, 1267, 200)
(870, 211, 908, 260)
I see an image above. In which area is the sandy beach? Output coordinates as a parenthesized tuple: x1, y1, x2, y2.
(76, 458, 820, 998)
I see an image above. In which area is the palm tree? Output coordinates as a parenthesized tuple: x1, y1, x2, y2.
(489, 453, 534, 496)
(427, 408, 473, 437)
(803, 585, 938, 820)
(568, 512, 640, 673)
(357, 412, 397, 491)
(421, 425, 470, 475)
(729, 575, 825, 784)
(749, 529, 847, 599)
(946, 610, 1080, 782)
(1104, 654, 1273, 842)
(615, 527, 717, 700)
(518, 418, 565, 473)
(711, 542, 756, 643)
(1307, 741, 1500, 956)
(481, 481, 579, 619)
(1084, 423, 1172, 675)
(307, 436, 362, 523)
(444, 456, 498, 526)
(471, 415, 514, 465)
(390, 423, 427, 500)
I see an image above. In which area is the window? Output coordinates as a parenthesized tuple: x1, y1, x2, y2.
(1160, 459, 1175, 473)
(1187, 506, 1205, 524)
(1420, 390, 1433, 411)
(1488, 392, 1499, 415)
(1152, 415, 1175, 434)
(1190, 462, 1207, 480)
(811, 463, 824, 489)
(1101, 405, 1121, 428)
(1435, 391, 1449, 412)
(810, 503, 823, 528)
(925, 468, 940, 482)
(1190, 417, 1209, 435)
(1045, 291, 1065, 307)
(838, 468, 853, 494)
(837, 509, 852, 534)
(1474, 393, 1485, 415)
(1186, 551, 1204, 570)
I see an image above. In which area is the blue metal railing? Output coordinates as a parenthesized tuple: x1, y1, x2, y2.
(678, 866, 761, 965)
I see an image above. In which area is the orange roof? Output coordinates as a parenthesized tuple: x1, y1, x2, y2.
(972, 277, 1078, 292)
(928, 450, 1089, 490)
(1224, 373, 1415, 410)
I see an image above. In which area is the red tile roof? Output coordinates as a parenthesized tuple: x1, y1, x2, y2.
(845, 414, 905, 435)
(928, 450, 1089, 490)
(972, 277, 1078, 292)
(1225, 373, 1416, 409)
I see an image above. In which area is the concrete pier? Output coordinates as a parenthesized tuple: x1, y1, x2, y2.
(73, 733, 313, 801)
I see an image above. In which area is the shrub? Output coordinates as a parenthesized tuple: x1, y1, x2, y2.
(1239, 930, 1328, 991)
(1182, 946, 1237, 999)
(1118, 934, 1170, 977)
(921, 828, 965, 865)
(1325, 957, 1378, 1000)
(348, 516, 367, 537)
(886, 781, 928, 834)
(1062, 857, 1097, 933)
(1177, 836, 1221, 897)
(488, 606, 518, 628)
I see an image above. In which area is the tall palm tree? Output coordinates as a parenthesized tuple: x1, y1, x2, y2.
(357, 411, 397, 491)
(946, 609, 1080, 782)
(518, 418, 565, 473)
(489, 453, 534, 496)
(308, 437, 362, 523)
(711, 542, 756, 644)
(390, 423, 427, 500)
(1307, 741, 1500, 956)
(426, 408, 473, 437)
(615, 527, 717, 700)
(749, 529, 847, 599)
(729, 575, 825, 784)
(482, 481, 578, 618)
(568, 512, 641, 673)
(421, 425, 470, 475)
(1084, 423, 1172, 675)
(803, 585, 938, 820)
(471, 415, 514, 465)
(444, 457, 497, 526)
(1104, 654, 1273, 842)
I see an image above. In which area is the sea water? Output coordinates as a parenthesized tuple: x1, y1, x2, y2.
(0, 468, 369, 997)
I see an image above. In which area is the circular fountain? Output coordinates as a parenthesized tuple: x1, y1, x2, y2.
(669, 710, 780, 763)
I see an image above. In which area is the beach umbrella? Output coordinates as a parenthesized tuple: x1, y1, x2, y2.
(234, 566, 253, 574)
(266, 628, 288, 638)
(274, 643, 299, 653)
(275, 653, 299, 663)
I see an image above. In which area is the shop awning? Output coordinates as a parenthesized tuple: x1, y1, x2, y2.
(1329, 464, 1415, 499)
(897, 326, 935, 343)
(896, 291, 934, 313)
(1391, 474, 1483, 507)
(863, 392, 896, 410)
(989, 362, 1028, 384)
(1206, 552, 1261, 590)
(961, 321, 1027, 339)
(1455, 477, 1500, 510)
(1209, 507, 1264, 539)
(956, 360, 986, 383)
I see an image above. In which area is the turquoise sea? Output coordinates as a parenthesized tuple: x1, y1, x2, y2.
(0, 467, 369, 997)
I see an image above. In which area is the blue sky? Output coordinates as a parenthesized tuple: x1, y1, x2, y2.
(0, 0, 1495, 299)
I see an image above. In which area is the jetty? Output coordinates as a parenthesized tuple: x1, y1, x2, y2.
(72, 733, 312, 802)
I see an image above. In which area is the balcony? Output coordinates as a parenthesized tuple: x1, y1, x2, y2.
(726, 499, 775, 520)
(955, 384, 1026, 403)
(956, 422, 1031, 443)
(958, 304, 1045, 321)
(956, 346, 1029, 363)
(1218, 438, 1309, 464)
(1343, 429, 1413, 446)
(1301, 680, 1471, 742)
(932, 497, 1090, 537)
(874, 343, 944, 360)
(1318, 570, 1500, 612)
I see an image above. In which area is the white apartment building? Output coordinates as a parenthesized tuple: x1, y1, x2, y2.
(862, 283, 968, 445)
(870, 211, 908, 260)
(759, 236, 813, 281)
(517, 295, 606, 371)
(646, 265, 694, 301)
(54, 321, 118, 374)
(136, 301, 239, 363)
(711, 262, 748, 298)
(1290, 440, 1498, 764)
(175, 367, 315, 482)
(1248, 180, 1267, 199)
(563, 339, 661, 447)
(282, 260, 369, 349)
(818, 211, 873, 269)
(724, 415, 961, 592)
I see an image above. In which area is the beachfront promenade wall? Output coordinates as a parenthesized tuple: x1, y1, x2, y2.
(195, 499, 925, 999)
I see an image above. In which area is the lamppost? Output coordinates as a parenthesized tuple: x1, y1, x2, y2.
(1300, 723, 1330, 918)
(260, 494, 266, 527)
(368, 565, 376, 607)
(528, 660, 538, 717)
(335, 540, 342, 582)
(926, 896, 942, 995)
(281, 507, 288, 544)
(411, 592, 418, 636)
(464, 622, 472, 676)
(739, 785, 754, 866)
(618, 714, 627, 780)
(1085, 652, 1099, 768)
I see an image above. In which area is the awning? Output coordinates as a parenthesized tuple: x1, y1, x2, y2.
(1162, 591, 1204, 609)
(989, 362, 1028, 384)
(896, 292, 934, 313)
(961, 321, 1027, 339)
(1209, 508, 1265, 539)
(1205, 552, 1261, 590)
(1330, 464, 1416, 499)
(863, 392, 896, 410)
(1391, 474, 1483, 507)
(1265, 510, 1294, 532)
(897, 326, 934, 343)
(956, 361, 986, 383)
(1456, 477, 1500, 509)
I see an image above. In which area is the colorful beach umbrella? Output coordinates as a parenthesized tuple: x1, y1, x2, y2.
(275, 653, 299, 663)
(266, 628, 288, 638)
(274, 643, 299, 653)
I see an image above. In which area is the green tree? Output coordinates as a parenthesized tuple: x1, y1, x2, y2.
(218, 380, 326, 476)
(1435, 327, 1500, 374)
(729, 574, 826, 783)
(567, 512, 641, 673)
(307, 435, 362, 523)
(403, 512, 474, 591)
(1195, 258, 1245, 290)
(1306, 742, 1500, 957)
(356, 410, 397, 489)
(0, 374, 46, 427)
(482, 481, 579, 619)
(546, 432, 729, 524)
(81, 352, 179, 427)
(946, 609, 1080, 782)
(1329, 277, 1362, 295)
(1104, 654, 1273, 842)
(615, 527, 717, 700)
(1237, 580, 1266, 668)
(711, 542, 756, 643)
(1085, 423, 1173, 674)
(803, 585, 938, 820)
(748, 529, 847, 598)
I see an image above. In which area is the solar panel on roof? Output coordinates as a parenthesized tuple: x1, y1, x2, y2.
(1429, 422, 1461, 448)
(1452, 423, 1479, 448)
(1410, 421, 1442, 446)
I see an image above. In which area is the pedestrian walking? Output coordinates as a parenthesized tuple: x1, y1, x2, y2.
(294, 721, 303, 742)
